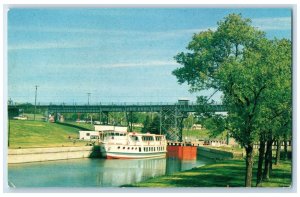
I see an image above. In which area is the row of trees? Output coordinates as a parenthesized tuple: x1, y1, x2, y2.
(172, 14, 292, 187)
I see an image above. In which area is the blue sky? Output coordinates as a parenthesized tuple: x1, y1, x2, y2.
(7, 8, 292, 104)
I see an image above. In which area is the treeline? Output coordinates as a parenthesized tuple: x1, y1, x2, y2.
(173, 13, 292, 187)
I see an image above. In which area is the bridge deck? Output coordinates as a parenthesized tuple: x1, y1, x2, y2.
(8, 103, 227, 113)
(47, 104, 226, 113)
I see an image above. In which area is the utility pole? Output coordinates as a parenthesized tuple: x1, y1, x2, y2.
(87, 93, 91, 105)
(87, 93, 92, 124)
(34, 85, 38, 121)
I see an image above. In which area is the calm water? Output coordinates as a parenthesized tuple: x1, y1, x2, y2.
(8, 158, 210, 187)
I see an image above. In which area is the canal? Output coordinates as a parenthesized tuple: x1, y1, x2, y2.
(8, 157, 210, 187)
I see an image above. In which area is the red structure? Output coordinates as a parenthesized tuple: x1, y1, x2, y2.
(167, 143, 197, 160)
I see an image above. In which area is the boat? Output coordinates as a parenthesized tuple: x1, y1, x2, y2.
(99, 129, 167, 159)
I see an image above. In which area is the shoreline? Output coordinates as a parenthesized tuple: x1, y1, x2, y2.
(7, 145, 238, 164)
(122, 158, 292, 188)
(7, 145, 101, 164)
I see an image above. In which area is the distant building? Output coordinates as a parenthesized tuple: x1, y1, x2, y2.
(94, 125, 127, 132)
(49, 115, 55, 123)
(79, 125, 128, 141)
(192, 124, 202, 130)
(79, 131, 100, 141)
(178, 98, 189, 105)
(59, 115, 65, 122)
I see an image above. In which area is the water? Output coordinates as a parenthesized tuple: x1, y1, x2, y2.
(8, 158, 210, 187)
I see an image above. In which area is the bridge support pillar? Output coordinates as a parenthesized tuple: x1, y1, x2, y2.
(160, 106, 188, 142)
(125, 111, 133, 132)
(99, 111, 109, 125)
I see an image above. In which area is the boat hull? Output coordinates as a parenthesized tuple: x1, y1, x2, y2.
(102, 151, 166, 159)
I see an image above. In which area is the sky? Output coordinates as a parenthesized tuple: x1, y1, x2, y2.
(7, 7, 292, 105)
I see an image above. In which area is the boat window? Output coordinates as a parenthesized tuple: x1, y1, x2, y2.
(115, 133, 120, 136)
(139, 147, 141, 152)
(123, 147, 125, 149)
(144, 147, 146, 152)
(86, 133, 90, 136)
(154, 147, 156, 151)
(118, 146, 120, 149)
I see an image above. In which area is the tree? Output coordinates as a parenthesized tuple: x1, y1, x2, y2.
(173, 14, 291, 187)
(148, 115, 161, 134)
(142, 114, 160, 134)
(183, 114, 195, 130)
(142, 115, 151, 133)
(254, 39, 292, 182)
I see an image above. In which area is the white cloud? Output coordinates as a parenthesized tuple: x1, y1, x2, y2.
(48, 60, 179, 69)
(252, 17, 291, 30)
(101, 60, 179, 68)
(8, 41, 88, 51)
(9, 26, 215, 39)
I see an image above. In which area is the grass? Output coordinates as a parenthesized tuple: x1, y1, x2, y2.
(182, 128, 211, 139)
(123, 159, 292, 187)
(23, 113, 45, 121)
(8, 120, 91, 148)
(204, 145, 245, 157)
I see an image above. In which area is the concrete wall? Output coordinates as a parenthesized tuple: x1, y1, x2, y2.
(197, 146, 238, 160)
(8, 146, 101, 164)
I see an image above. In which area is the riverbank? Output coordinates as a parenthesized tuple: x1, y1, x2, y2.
(8, 120, 92, 148)
(123, 158, 292, 187)
(8, 145, 101, 163)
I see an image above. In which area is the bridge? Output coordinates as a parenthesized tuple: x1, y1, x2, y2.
(9, 101, 227, 142)
(46, 102, 226, 113)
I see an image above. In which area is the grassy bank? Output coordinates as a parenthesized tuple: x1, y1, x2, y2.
(124, 159, 292, 187)
(182, 128, 211, 139)
(8, 120, 93, 148)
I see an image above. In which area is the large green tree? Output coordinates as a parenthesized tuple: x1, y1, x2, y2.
(254, 39, 292, 184)
(173, 14, 291, 187)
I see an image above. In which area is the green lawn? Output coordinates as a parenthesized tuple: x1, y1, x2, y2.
(123, 159, 292, 187)
(23, 113, 45, 121)
(182, 128, 211, 139)
(8, 120, 91, 148)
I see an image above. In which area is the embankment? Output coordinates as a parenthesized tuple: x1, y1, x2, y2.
(8, 146, 101, 164)
(197, 146, 243, 159)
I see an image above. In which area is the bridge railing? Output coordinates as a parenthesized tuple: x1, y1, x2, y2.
(8, 101, 223, 107)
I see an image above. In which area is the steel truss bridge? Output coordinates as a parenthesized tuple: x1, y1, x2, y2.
(9, 102, 227, 142)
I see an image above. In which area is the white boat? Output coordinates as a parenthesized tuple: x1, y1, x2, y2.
(99, 130, 167, 159)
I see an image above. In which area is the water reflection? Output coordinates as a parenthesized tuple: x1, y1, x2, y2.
(8, 158, 209, 187)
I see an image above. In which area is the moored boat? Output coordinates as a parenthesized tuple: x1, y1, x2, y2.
(99, 129, 167, 159)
